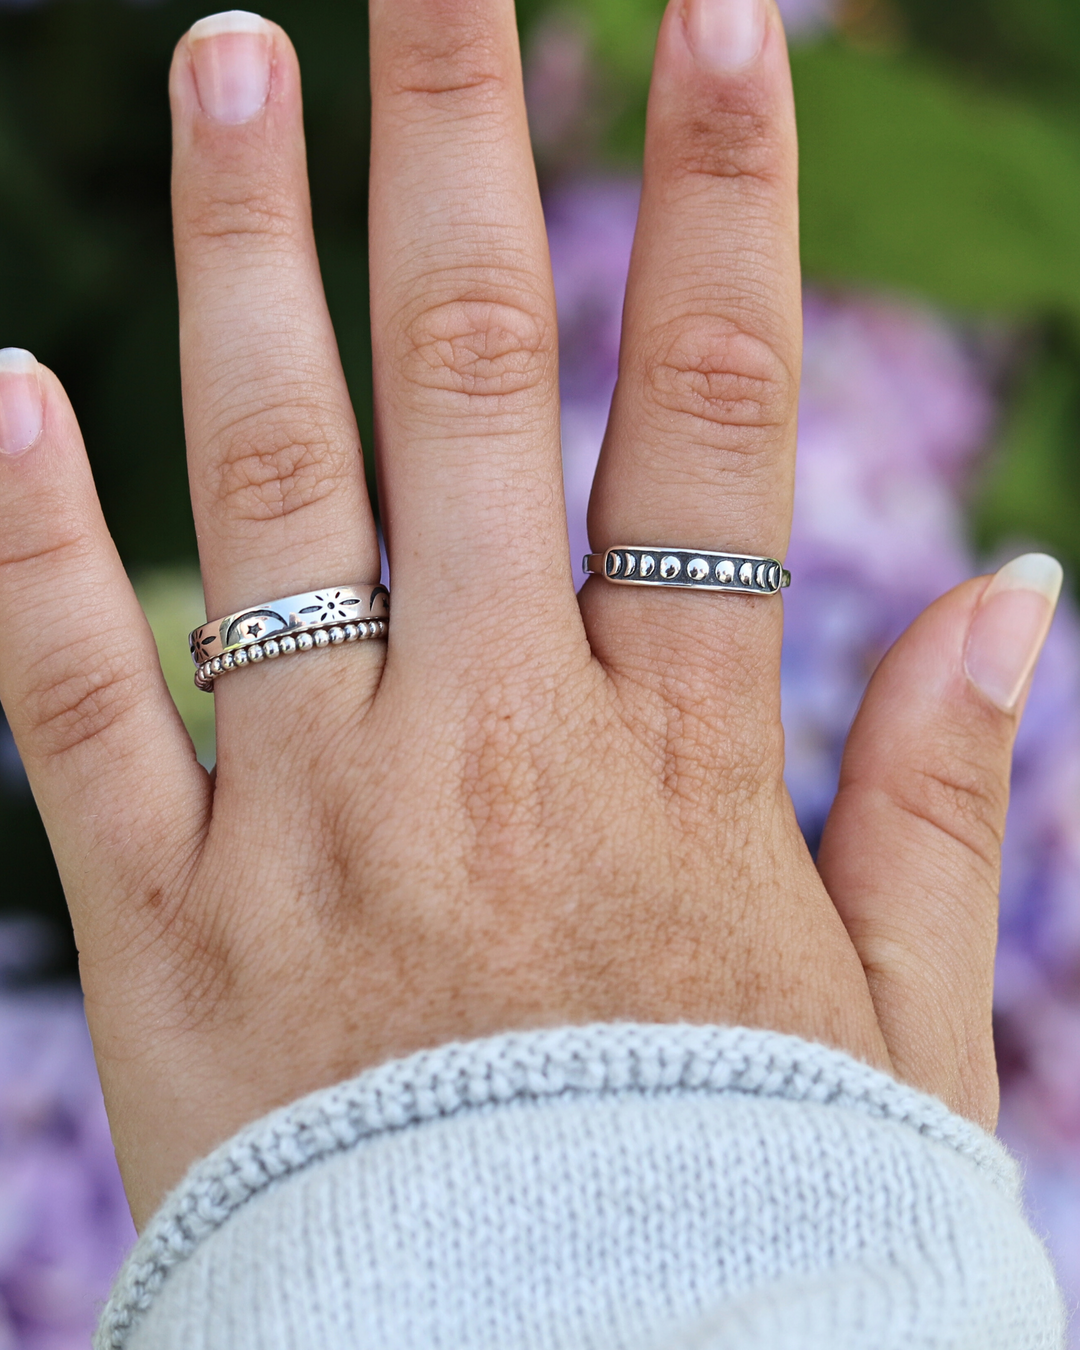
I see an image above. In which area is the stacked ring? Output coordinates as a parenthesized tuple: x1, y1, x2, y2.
(189, 583, 389, 691)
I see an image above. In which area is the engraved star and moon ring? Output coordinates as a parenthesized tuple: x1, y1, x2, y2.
(189, 584, 390, 691)
(584, 548, 791, 595)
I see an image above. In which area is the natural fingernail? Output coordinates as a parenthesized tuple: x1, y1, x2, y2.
(965, 553, 1063, 712)
(0, 349, 43, 456)
(188, 11, 272, 125)
(685, 0, 767, 71)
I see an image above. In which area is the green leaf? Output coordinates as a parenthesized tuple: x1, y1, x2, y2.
(971, 337, 1080, 577)
(893, 0, 1080, 116)
(134, 567, 216, 765)
(794, 42, 1080, 322)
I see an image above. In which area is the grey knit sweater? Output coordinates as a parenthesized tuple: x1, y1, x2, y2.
(96, 1023, 1065, 1349)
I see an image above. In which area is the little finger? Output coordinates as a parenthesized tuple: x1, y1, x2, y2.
(0, 350, 208, 953)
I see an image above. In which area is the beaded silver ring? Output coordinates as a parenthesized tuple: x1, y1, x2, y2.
(189, 583, 389, 691)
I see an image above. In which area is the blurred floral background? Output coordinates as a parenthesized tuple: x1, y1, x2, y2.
(1, 0, 1080, 1342)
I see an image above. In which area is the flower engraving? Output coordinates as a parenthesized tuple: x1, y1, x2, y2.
(190, 631, 218, 665)
(298, 591, 361, 624)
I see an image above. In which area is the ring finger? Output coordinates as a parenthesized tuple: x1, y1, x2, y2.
(583, 0, 801, 726)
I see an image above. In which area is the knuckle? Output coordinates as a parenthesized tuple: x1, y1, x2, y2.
(181, 188, 296, 252)
(668, 106, 784, 189)
(398, 295, 555, 403)
(389, 66, 506, 108)
(21, 653, 144, 764)
(642, 320, 797, 438)
(210, 408, 352, 525)
(0, 533, 90, 582)
(897, 757, 1008, 873)
(383, 21, 507, 104)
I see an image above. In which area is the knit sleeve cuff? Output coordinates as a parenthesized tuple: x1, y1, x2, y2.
(96, 1022, 1065, 1350)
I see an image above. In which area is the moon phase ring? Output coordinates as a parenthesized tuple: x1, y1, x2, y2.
(189, 583, 389, 691)
(584, 547, 790, 594)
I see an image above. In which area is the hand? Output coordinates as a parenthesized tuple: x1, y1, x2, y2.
(0, 0, 1059, 1229)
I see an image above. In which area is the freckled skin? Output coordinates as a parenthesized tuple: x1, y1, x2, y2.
(0, 1, 1035, 1229)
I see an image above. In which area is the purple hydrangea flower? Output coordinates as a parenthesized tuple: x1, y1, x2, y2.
(546, 177, 642, 578)
(0, 959, 133, 1347)
(783, 292, 995, 841)
(775, 0, 838, 39)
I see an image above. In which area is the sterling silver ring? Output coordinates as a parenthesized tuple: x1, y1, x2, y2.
(584, 547, 790, 594)
(189, 583, 389, 691)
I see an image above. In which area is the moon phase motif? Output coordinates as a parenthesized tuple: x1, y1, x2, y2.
(369, 585, 390, 617)
(584, 548, 788, 592)
(224, 609, 290, 648)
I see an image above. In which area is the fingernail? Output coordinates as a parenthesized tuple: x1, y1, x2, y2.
(188, 11, 272, 125)
(965, 553, 1063, 712)
(685, 0, 767, 71)
(0, 349, 43, 456)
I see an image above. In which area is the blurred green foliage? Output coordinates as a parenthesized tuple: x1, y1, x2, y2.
(898, 0, 1080, 115)
(794, 45, 1080, 317)
(3, 0, 1080, 939)
(526, 0, 1080, 575)
(134, 567, 215, 760)
(0, 0, 372, 568)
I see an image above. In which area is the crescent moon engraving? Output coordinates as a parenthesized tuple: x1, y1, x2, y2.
(224, 609, 290, 647)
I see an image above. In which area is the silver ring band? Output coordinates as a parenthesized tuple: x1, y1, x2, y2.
(584, 548, 790, 594)
(193, 618, 387, 691)
(189, 583, 389, 691)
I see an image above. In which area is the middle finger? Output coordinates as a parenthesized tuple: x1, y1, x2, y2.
(368, 0, 580, 666)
